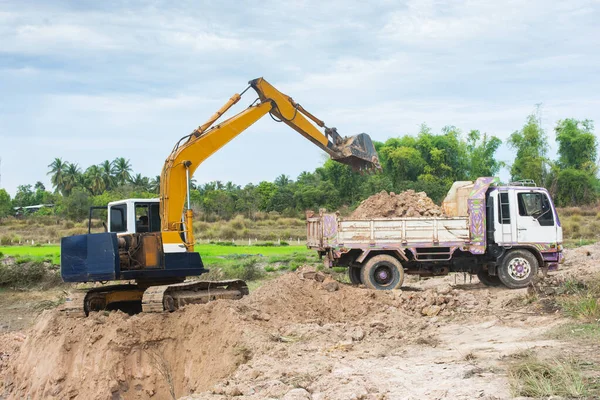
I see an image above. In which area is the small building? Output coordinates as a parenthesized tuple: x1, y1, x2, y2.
(13, 204, 55, 217)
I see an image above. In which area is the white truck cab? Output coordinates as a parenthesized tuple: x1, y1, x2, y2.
(490, 186, 562, 248)
(107, 199, 161, 235)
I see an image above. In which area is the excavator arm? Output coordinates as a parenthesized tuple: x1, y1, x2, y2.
(160, 77, 381, 250)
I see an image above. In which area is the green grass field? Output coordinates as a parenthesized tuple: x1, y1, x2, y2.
(0, 244, 316, 267)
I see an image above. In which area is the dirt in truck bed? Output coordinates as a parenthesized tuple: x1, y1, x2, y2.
(351, 190, 444, 219)
(1, 244, 600, 399)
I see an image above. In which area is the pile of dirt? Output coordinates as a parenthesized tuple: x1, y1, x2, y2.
(0, 302, 249, 399)
(351, 190, 443, 219)
(1, 267, 492, 400)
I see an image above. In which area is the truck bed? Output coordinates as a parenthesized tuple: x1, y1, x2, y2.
(307, 213, 470, 250)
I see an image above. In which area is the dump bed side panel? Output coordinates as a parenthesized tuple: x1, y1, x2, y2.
(306, 213, 470, 250)
(337, 218, 469, 246)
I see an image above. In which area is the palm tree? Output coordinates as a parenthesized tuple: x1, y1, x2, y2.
(275, 174, 291, 187)
(150, 175, 161, 194)
(47, 158, 67, 194)
(113, 157, 132, 186)
(130, 173, 152, 192)
(62, 163, 82, 196)
(99, 160, 115, 191)
(85, 165, 105, 195)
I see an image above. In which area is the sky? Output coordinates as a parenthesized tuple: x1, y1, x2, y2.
(1, 0, 599, 196)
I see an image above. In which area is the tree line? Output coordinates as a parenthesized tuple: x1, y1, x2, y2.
(0, 111, 597, 221)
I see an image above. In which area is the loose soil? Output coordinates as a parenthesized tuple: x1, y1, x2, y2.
(351, 190, 443, 219)
(1, 244, 599, 399)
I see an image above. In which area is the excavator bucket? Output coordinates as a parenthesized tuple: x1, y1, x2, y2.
(331, 133, 382, 172)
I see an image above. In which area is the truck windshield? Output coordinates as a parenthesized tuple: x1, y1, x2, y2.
(517, 192, 554, 226)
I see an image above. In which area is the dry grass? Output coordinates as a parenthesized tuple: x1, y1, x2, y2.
(0, 212, 308, 244)
(192, 215, 306, 241)
(558, 206, 600, 247)
(558, 277, 600, 322)
(509, 354, 587, 398)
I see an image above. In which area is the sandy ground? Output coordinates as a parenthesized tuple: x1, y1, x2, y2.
(0, 243, 599, 400)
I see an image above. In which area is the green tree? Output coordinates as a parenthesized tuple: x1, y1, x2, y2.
(416, 125, 468, 184)
(84, 165, 106, 195)
(380, 146, 426, 184)
(548, 118, 598, 206)
(149, 175, 161, 194)
(13, 185, 35, 207)
(466, 130, 502, 178)
(113, 157, 132, 186)
(0, 189, 11, 220)
(255, 181, 278, 211)
(47, 157, 68, 194)
(129, 173, 151, 192)
(99, 160, 116, 190)
(62, 163, 82, 196)
(57, 188, 91, 220)
(507, 112, 549, 185)
(553, 168, 598, 206)
(555, 119, 597, 172)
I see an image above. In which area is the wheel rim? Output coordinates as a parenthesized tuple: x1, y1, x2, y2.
(373, 264, 394, 286)
(507, 257, 531, 281)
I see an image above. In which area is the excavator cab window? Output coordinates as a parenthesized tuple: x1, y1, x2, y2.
(110, 205, 127, 233)
(135, 203, 160, 233)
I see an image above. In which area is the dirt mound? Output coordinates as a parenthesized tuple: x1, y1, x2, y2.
(351, 190, 443, 219)
(0, 269, 496, 400)
(1, 302, 248, 399)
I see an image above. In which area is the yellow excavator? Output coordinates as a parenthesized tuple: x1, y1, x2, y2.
(61, 78, 381, 316)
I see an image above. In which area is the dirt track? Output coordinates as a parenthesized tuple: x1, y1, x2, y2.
(1, 244, 599, 400)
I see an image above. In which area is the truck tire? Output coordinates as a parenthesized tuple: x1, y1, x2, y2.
(348, 267, 362, 285)
(476, 270, 503, 287)
(361, 254, 404, 290)
(497, 249, 538, 289)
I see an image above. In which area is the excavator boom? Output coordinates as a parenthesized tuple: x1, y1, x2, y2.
(161, 77, 381, 250)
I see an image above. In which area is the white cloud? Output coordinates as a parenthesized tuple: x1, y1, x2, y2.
(0, 0, 599, 195)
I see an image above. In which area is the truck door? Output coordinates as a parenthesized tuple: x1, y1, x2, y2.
(515, 190, 557, 244)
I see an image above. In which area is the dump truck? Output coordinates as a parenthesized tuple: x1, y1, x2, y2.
(307, 177, 563, 289)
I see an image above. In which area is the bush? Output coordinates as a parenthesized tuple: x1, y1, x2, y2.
(240, 258, 264, 281)
(219, 226, 238, 240)
(229, 215, 247, 230)
(0, 236, 11, 245)
(0, 259, 60, 289)
(193, 221, 210, 233)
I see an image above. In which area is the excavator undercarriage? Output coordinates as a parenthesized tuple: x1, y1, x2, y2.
(63, 280, 249, 317)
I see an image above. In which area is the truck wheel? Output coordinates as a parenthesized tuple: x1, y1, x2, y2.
(361, 255, 404, 290)
(497, 249, 538, 289)
(348, 267, 362, 285)
(476, 270, 502, 287)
